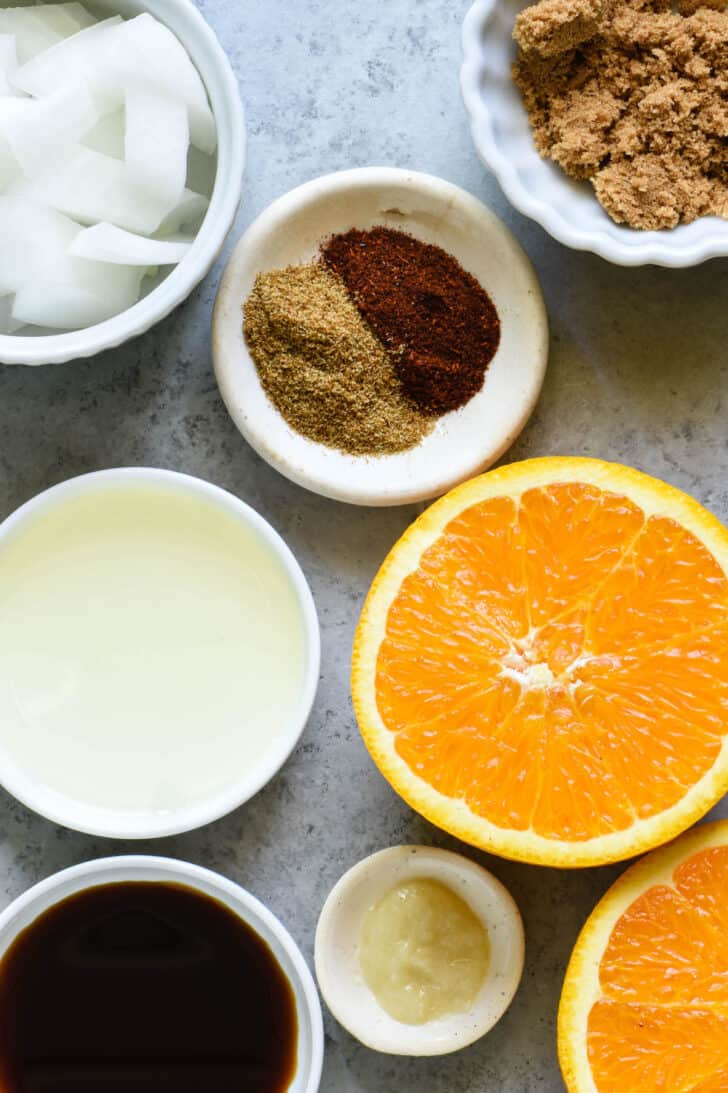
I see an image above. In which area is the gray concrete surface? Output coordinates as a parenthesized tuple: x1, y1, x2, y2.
(1, 1, 728, 1089)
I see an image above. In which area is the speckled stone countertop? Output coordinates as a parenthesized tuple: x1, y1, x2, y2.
(1, 2, 728, 1090)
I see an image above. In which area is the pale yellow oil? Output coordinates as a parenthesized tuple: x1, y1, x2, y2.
(0, 483, 307, 814)
(360, 878, 490, 1025)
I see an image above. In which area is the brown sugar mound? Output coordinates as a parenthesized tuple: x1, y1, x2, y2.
(514, 0, 607, 54)
(513, 0, 728, 230)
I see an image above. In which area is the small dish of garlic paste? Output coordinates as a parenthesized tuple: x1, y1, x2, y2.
(314, 845, 524, 1056)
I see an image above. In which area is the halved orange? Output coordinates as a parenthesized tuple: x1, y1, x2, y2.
(352, 458, 728, 867)
(559, 819, 728, 1092)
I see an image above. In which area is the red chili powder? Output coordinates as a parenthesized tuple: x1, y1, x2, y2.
(321, 227, 501, 415)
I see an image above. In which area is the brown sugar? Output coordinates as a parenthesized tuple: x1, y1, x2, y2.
(513, 0, 728, 230)
(514, 0, 606, 55)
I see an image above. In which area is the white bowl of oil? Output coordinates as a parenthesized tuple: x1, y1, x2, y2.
(0, 468, 319, 837)
(315, 845, 525, 1056)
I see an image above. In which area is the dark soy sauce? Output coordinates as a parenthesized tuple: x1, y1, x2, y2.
(0, 882, 298, 1092)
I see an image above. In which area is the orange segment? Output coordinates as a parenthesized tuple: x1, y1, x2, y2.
(689, 1073, 728, 1093)
(599, 880, 728, 1007)
(376, 566, 519, 737)
(587, 1001, 728, 1093)
(352, 458, 728, 867)
(560, 822, 728, 1093)
(675, 847, 728, 935)
(529, 690, 636, 841)
(519, 481, 644, 627)
(417, 493, 529, 638)
(588, 515, 728, 653)
(573, 625, 728, 821)
(395, 688, 548, 831)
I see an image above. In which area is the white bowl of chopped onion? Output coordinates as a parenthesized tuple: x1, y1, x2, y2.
(0, 0, 245, 365)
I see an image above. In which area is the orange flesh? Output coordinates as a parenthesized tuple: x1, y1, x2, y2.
(375, 482, 728, 841)
(589, 846, 728, 1091)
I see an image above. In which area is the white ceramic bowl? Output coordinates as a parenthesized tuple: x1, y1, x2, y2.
(314, 846, 525, 1056)
(213, 167, 548, 507)
(0, 0, 245, 366)
(0, 856, 324, 1092)
(0, 468, 320, 838)
(461, 0, 728, 267)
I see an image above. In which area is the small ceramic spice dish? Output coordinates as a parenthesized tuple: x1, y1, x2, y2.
(314, 845, 525, 1056)
(212, 167, 548, 507)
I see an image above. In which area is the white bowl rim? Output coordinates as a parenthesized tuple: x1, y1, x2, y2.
(460, 0, 728, 268)
(0, 0, 246, 366)
(0, 855, 324, 1093)
(213, 165, 549, 507)
(314, 844, 525, 1056)
(0, 467, 321, 838)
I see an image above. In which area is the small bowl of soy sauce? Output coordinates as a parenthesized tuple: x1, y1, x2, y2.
(0, 857, 323, 1093)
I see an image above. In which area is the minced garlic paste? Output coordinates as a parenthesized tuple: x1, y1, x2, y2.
(359, 878, 490, 1025)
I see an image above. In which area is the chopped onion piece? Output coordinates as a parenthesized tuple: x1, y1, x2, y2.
(104, 15, 216, 152)
(82, 109, 125, 158)
(32, 3, 94, 39)
(1, 84, 98, 173)
(0, 97, 31, 169)
(11, 16, 123, 97)
(12, 283, 107, 329)
(0, 8, 64, 63)
(67, 2, 96, 28)
(12, 252, 143, 328)
(12, 264, 143, 329)
(63, 254, 143, 297)
(0, 195, 79, 293)
(70, 223, 192, 265)
(157, 189, 209, 234)
(10, 146, 173, 234)
(0, 165, 19, 190)
(125, 87, 188, 210)
(13, 13, 216, 152)
(0, 34, 20, 97)
(186, 146, 217, 197)
(123, 15, 216, 153)
(0, 293, 23, 334)
(48, 3, 96, 32)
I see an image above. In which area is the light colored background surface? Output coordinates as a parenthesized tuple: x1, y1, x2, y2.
(0, 1, 726, 1089)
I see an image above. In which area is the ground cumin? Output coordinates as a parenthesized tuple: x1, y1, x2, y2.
(243, 263, 432, 457)
(513, 0, 728, 230)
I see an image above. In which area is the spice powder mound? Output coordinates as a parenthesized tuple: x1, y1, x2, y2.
(322, 227, 501, 416)
(243, 263, 433, 457)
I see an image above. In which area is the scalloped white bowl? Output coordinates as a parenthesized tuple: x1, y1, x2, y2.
(0, 0, 245, 366)
(461, 0, 728, 267)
